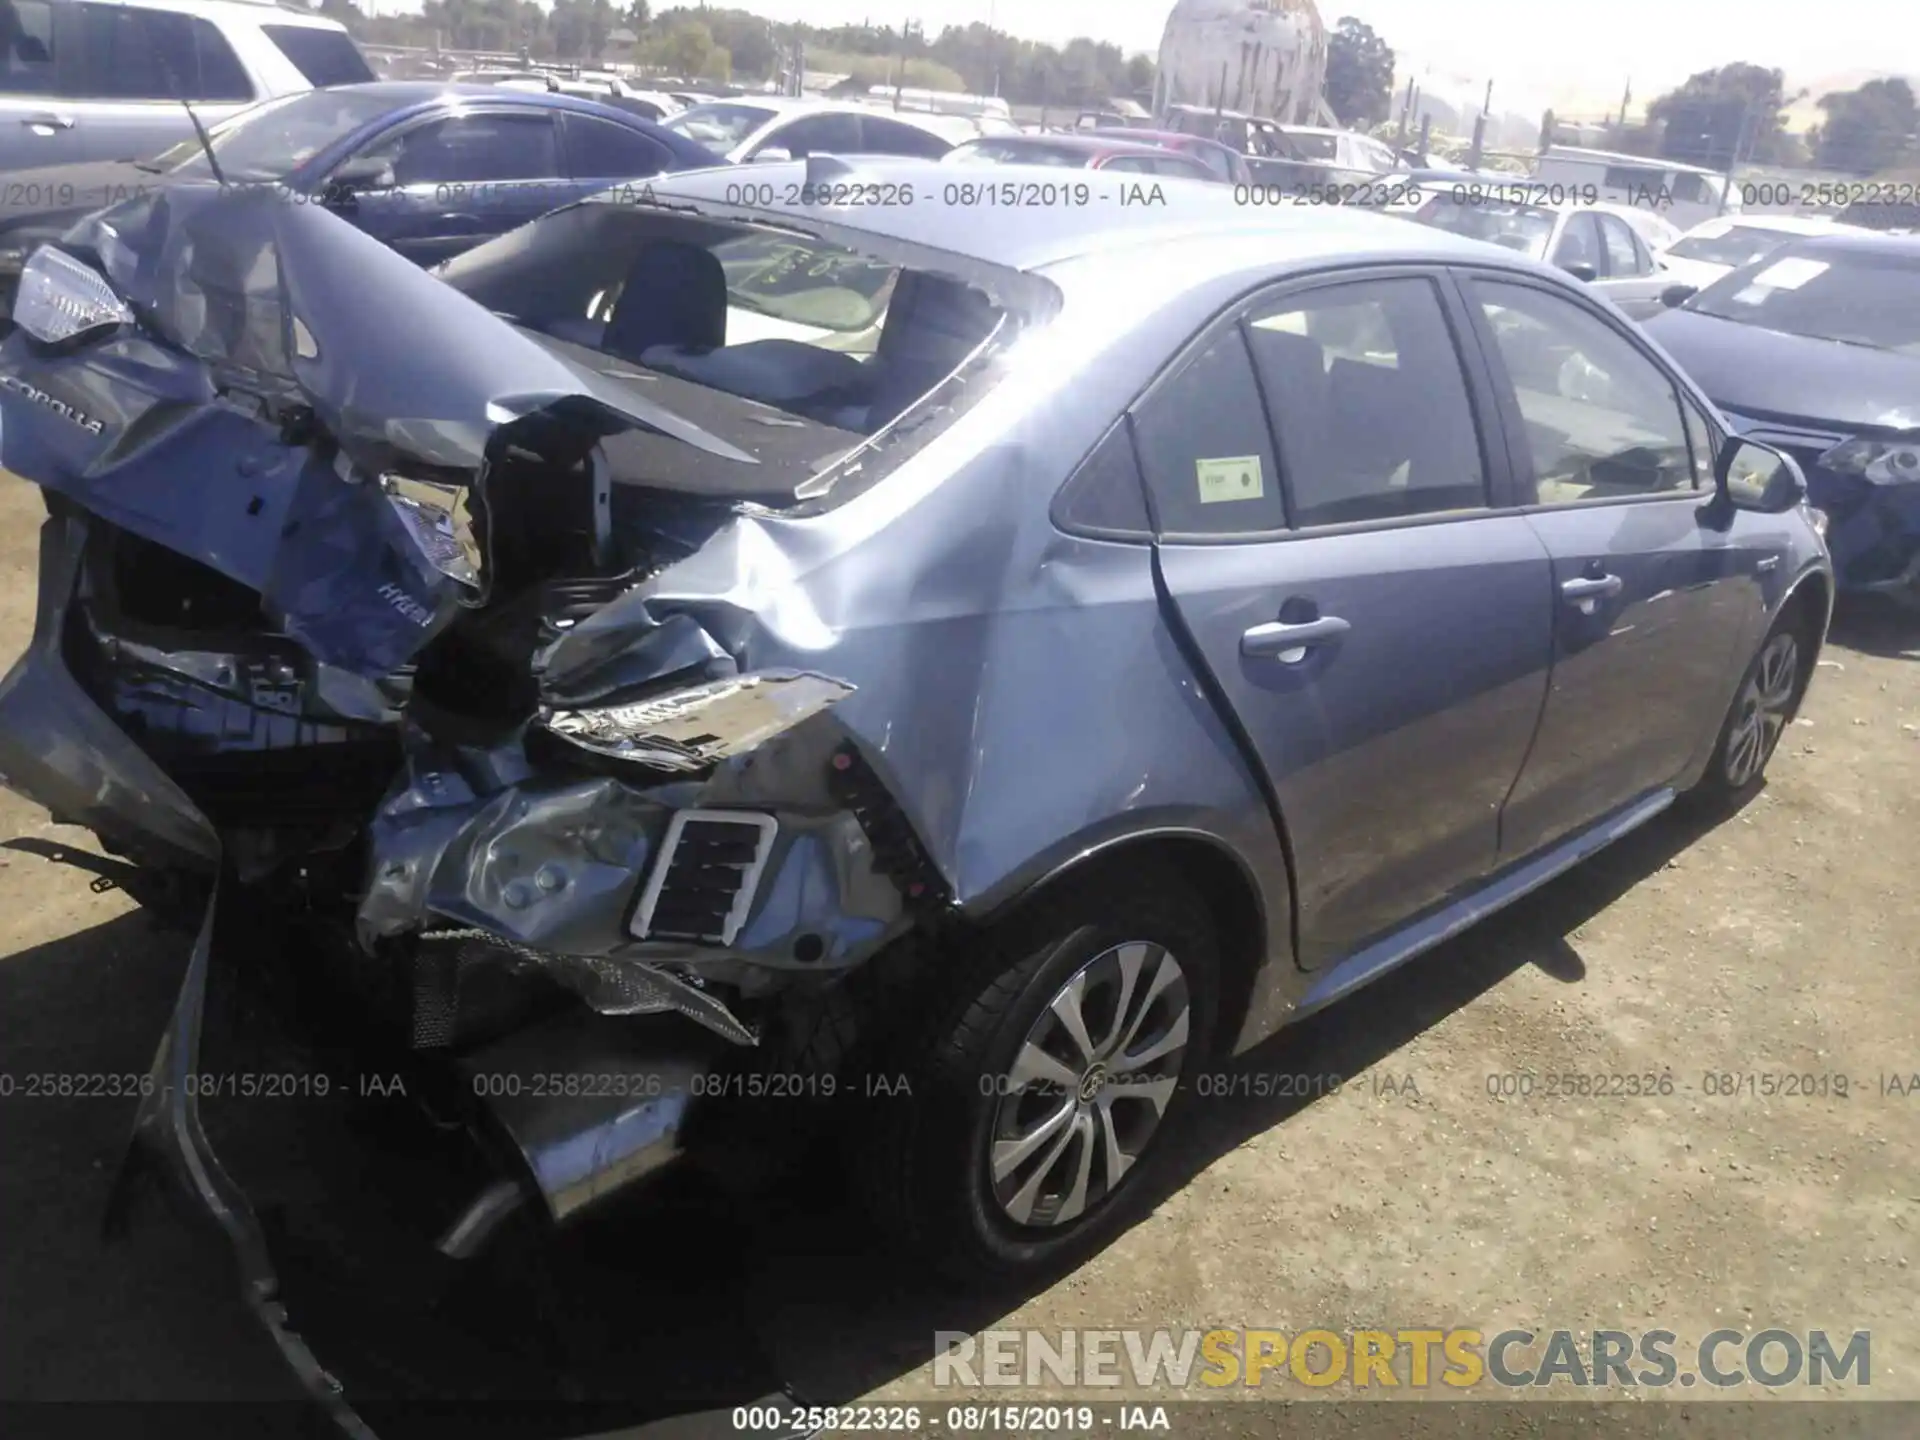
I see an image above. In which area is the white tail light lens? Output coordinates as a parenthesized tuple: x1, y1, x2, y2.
(12, 245, 133, 345)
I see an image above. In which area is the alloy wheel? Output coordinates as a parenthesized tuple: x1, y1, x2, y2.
(1723, 631, 1800, 789)
(986, 940, 1191, 1229)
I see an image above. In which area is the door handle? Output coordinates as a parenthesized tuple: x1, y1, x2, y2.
(20, 113, 76, 130)
(1756, 555, 1780, 573)
(1241, 615, 1351, 659)
(1560, 574, 1624, 602)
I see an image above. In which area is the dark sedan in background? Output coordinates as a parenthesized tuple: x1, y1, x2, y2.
(1645, 232, 1920, 605)
(942, 132, 1221, 181)
(0, 82, 722, 323)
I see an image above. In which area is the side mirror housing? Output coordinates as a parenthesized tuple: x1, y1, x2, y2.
(1716, 436, 1808, 514)
(1661, 282, 1698, 308)
(749, 145, 791, 163)
(1562, 260, 1599, 283)
(326, 155, 395, 198)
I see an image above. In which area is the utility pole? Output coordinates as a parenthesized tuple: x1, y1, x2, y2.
(1717, 97, 1755, 217)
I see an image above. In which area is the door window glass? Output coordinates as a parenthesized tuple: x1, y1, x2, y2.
(372, 113, 560, 184)
(566, 115, 669, 178)
(1598, 213, 1642, 276)
(1132, 327, 1286, 536)
(859, 115, 951, 158)
(1244, 277, 1488, 527)
(765, 112, 861, 157)
(0, 0, 56, 94)
(1471, 279, 1696, 503)
(1551, 212, 1603, 270)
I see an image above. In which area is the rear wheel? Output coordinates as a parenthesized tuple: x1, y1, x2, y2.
(857, 872, 1218, 1282)
(1693, 616, 1811, 805)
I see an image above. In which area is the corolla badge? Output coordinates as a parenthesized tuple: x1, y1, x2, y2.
(0, 375, 105, 436)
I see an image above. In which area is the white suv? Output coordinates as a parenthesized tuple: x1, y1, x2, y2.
(0, 0, 371, 171)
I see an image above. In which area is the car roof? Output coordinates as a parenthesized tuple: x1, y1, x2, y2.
(631, 157, 1552, 277)
(317, 80, 659, 115)
(1762, 228, 1920, 257)
(1090, 127, 1222, 149)
(1698, 213, 1842, 234)
(962, 133, 1181, 158)
(96, 0, 342, 27)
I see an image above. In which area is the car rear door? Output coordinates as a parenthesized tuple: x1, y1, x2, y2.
(330, 108, 566, 265)
(1456, 270, 1756, 858)
(1140, 269, 1556, 970)
(1593, 211, 1668, 318)
(560, 110, 673, 190)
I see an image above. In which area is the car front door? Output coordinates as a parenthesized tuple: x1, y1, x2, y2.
(1459, 271, 1757, 858)
(1139, 270, 1556, 970)
(1593, 211, 1668, 318)
(326, 109, 565, 265)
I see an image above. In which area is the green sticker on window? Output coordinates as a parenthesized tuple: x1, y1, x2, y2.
(1197, 455, 1265, 504)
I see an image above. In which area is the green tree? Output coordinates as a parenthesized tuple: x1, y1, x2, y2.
(1325, 17, 1394, 128)
(1647, 63, 1803, 167)
(1811, 77, 1919, 174)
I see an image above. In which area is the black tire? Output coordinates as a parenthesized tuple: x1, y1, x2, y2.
(855, 869, 1219, 1284)
(1691, 609, 1815, 808)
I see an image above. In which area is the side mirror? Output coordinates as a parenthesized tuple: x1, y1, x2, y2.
(1660, 283, 1698, 309)
(1562, 261, 1599, 283)
(1716, 436, 1808, 514)
(326, 155, 395, 197)
(749, 145, 791, 163)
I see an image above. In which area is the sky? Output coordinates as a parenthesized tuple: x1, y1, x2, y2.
(740, 0, 1919, 117)
(372, 0, 1920, 122)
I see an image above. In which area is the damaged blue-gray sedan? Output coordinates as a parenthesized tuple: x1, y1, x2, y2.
(0, 157, 1832, 1414)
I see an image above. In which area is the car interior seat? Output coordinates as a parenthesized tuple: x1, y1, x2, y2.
(862, 270, 1003, 432)
(601, 240, 730, 363)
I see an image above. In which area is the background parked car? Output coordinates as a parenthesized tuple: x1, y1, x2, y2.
(1644, 232, 1920, 606)
(1082, 126, 1254, 185)
(660, 98, 962, 163)
(1407, 190, 1674, 317)
(1656, 213, 1858, 291)
(0, 82, 720, 323)
(0, 0, 371, 171)
(942, 133, 1222, 181)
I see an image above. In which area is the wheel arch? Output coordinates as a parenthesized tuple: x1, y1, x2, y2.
(976, 827, 1272, 1061)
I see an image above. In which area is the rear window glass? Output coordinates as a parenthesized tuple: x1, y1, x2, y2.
(430, 201, 1024, 510)
(70, 4, 252, 101)
(261, 25, 375, 87)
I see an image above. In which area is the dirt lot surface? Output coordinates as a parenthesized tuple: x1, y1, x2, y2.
(0, 468, 1915, 1436)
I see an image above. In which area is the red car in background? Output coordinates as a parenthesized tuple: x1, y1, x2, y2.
(941, 133, 1224, 182)
(1082, 127, 1255, 186)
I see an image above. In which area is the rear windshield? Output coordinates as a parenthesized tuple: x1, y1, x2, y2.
(261, 25, 374, 87)
(946, 140, 1083, 167)
(1688, 245, 1920, 354)
(431, 198, 1028, 507)
(1666, 224, 1803, 268)
(663, 103, 777, 151)
(1412, 195, 1556, 258)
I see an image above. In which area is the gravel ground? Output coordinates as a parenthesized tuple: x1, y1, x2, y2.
(0, 470, 1915, 1436)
